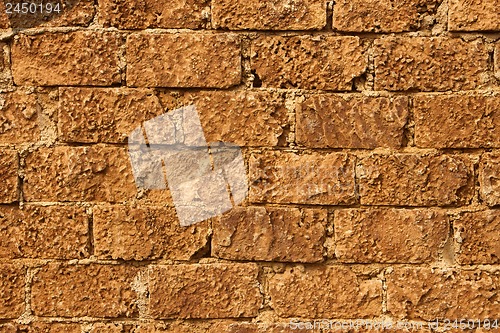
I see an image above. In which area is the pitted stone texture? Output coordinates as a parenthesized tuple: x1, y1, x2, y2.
(0, 264, 24, 319)
(269, 266, 382, 318)
(173, 90, 288, 147)
(99, 0, 209, 29)
(0, 205, 88, 259)
(449, 0, 500, 31)
(149, 264, 262, 319)
(251, 36, 366, 90)
(94, 205, 210, 260)
(333, 0, 440, 32)
(0, 150, 18, 203)
(213, 207, 327, 262)
(249, 151, 356, 205)
(18, 323, 82, 333)
(0, 43, 12, 88)
(0, 0, 94, 29)
(297, 95, 408, 149)
(357, 154, 473, 206)
(212, 0, 325, 30)
(480, 153, 500, 206)
(454, 211, 500, 265)
(127, 33, 241, 88)
(226, 323, 312, 332)
(0, 91, 39, 143)
(32, 263, 142, 317)
(374, 37, 489, 91)
(387, 267, 500, 320)
(414, 94, 500, 148)
(24, 146, 137, 202)
(12, 32, 122, 86)
(0, 325, 15, 333)
(58, 88, 164, 143)
(334, 208, 449, 263)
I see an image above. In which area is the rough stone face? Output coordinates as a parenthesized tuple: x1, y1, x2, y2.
(297, 95, 408, 149)
(0, 0, 95, 29)
(0, 264, 24, 319)
(387, 267, 500, 320)
(135, 321, 243, 333)
(449, 0, 500, 31)
(58, 88, 164, 143)
(0, 324, 15, 333)
(17, 323, 82, 333)
(32, 263, 142, 317)
(251, 36, 367, 90)
(268, 266, 382, 318)
(357, 154, 473, 206)
(175, 91, 289, 147)
(23, 146, 137, 202)
(148, 264, 262, 319)
(226, 323, 312, 333)
(212, 207, 327, 262)
(496, 44, 500, 81)
(12, 32, 122, 86)
(0, 150, 18, 203)
(99, 0, 209, 29)
(414, 94, 500, 148)
(0, 205, 88, 259)
(454, 211, 500, 265)
(249, 151, 357, 205)
(127, 34, 241, 88)
(0, 43, 12, 88)
(374, 37, 489, 91)
(334, 208, 449, 263)
(94, 205, 210, 260)
(333, 0, 440, 32)
(0, 91, 39, 143)
(479, 153, 500, 206)
(212, 0, 325, 30)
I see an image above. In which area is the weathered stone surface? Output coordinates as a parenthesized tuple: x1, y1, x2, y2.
(32, 263, 142, 317)
(333, 0, 440, 32)
(90, 323, 125, 333)
(374, 37, 489, 91)
(414, 94, 500, 148)
(387, 267, 500, 320)
(24, 146, 137, 202)
(213, 207, 327, 262)
(251, 36, 366, 90)
(0, 324, 15, 333)
(249, 151, 357, 205)
(454, 211, 500, 265)
(149, 264, 262, 319)
(12, 32, 121, 86)
(357, 154, 473, 206)
(297, 95, 408, 148)
(226, 323, 312, 332)
(0, 205, 88, 259)
(0, 264, 24, 319)
(99, 0, 209, 29)
(0, 0, 95, 29)
(449, 0, 500, 31)
(269, 266, 382, 318)
(94, 205, 210, 260)
(496, 44, 500, 81)
(334, 208, 449, 263)
(0, 91, 39, 143)
(58, 88, 164, 143)
(0, 43, 12, 88)
(127, 34, 241, 88)
(175, 91, 288, 147)
(480, 153, 500, 206)
(18, 323, 82, 333)
(212, 0, 325, 30)
(0, 149, 18, 203)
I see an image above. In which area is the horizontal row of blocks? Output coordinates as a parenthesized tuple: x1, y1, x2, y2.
(4, 88, 500, 149)
(1, 0, 499, 32)
(1, 262, 499, 320)
(3, 33, 500, 90)
(1, 148, 500, 205)
(0, 204, 498, 264)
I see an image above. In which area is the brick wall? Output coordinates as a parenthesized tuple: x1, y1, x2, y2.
(0, 0, 500, 332)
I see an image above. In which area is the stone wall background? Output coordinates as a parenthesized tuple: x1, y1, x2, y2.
(0, 0, 500, 332)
